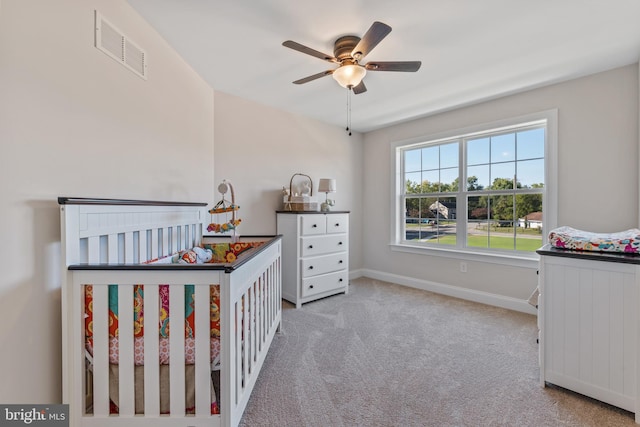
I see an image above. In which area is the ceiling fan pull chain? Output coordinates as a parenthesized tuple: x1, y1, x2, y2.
(346, 88, 352, 136)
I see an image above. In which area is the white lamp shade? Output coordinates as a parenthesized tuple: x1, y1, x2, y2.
(318, 178, 336, 193)
(332, 65, 366, 89)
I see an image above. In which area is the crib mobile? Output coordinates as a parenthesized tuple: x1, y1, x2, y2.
(208, 180, 241, 240)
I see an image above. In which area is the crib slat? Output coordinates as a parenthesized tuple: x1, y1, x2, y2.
(124, 232, 134, 264)
(194, 285, 211, 416)
(108, 234, 118, 264)
(171, 226, 178, 255)
(151, 229, 159, 260)
(169, 285, 186, 415)
(176, 226, 183, 251)
(143, 284, 160, 416)
(118, 284, 135, 415)
(139, 231, 148, 263)
(92, 285, 110, 416)
(88, 237, 100, 264)
(251, 283, 257, 367)
(242, 291, 250, 394)
(260, 275, 266, 346)
(162, 228, 169, 257)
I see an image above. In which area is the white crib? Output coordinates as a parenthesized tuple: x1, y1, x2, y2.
(59, 197, 282, 427)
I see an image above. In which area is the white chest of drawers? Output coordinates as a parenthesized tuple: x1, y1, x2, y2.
(277, 211, 349, 308)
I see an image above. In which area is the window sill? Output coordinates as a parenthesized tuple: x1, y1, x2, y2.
(389, 243, 539, 269)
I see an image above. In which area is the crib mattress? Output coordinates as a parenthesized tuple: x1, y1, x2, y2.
(548, 226, 640, 253)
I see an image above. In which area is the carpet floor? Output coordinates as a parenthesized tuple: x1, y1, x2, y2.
(239, 277, 635, 426)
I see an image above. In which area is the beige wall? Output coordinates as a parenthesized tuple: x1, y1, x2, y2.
(213, 91, 364, 271)
(0, 0, 214, 403)
(363, 65, 639, 305)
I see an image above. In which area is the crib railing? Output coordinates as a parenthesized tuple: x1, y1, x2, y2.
(222, 240, 282, 427)
(67, 239, 282, 427)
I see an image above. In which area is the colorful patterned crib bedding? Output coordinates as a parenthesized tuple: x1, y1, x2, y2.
(548, 226, 640, 254)
(84, 284, 221, 365)
(84, 284, 221, 415)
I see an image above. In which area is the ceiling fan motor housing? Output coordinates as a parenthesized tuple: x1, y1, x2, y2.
(334, 35, 361, 62)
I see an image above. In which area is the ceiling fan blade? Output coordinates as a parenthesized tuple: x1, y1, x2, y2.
(365, 61, 422, 72)
(351, 21, 392, 61)
(292, 70, 334, 85)
(352, 81, 367, 94)
(282, 40, 338, 63)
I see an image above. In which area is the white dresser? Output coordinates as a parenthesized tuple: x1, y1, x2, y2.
(277, 211, 349, 308)
(537, 245, 640, 422)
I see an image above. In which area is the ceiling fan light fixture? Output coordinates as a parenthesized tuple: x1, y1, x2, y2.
(332, 64, 367, 89)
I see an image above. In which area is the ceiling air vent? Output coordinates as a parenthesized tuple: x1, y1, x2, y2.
(95, 11, 147, 80)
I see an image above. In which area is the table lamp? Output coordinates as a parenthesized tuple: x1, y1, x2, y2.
(318, 178, 336, 211)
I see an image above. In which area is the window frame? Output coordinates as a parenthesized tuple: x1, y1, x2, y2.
(390, 110, 558, 268)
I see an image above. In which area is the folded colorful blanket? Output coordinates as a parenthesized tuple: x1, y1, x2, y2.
(548, 226, 640, 253)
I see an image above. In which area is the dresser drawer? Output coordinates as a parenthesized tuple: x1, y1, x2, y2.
(326, 214, 349, 234)
(302, 270, 348, 298)
(301, 234, 347, 257)
(300, 214, 326, 235)
(301, 252, 347, 277)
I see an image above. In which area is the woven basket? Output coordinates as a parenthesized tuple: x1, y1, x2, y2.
(285, 173, 319, 211)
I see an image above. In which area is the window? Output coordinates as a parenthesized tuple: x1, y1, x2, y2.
(392, 111, 557, 262)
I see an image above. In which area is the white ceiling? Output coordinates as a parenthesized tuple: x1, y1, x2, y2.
(127, 0, 640, 133)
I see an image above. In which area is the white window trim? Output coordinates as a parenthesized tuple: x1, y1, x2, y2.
(389, 109, 558, 268)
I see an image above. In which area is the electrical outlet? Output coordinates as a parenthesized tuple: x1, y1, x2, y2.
(460, 262, 467, 273)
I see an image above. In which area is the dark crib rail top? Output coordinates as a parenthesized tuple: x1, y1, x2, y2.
(69, 235, 282, 273)
(58, 197, 208, 207)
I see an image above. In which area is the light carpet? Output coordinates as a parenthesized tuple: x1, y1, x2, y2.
(239, 277, 635, 426)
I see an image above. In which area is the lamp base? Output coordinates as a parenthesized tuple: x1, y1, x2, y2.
(321, 201, 331, 212)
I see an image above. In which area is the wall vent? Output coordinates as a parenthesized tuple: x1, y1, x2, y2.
(95, 11, 147, 80)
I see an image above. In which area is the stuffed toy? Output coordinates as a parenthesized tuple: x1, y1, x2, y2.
(178, 249, 198, 264)
(193, 246, 213, 263)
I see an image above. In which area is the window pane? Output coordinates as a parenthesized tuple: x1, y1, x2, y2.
(517, 128, 544, 160)
(422, 170, 439, 192)
(440, 167, 459, 192)
(490, 162, 516, 188)
(517, 159, 544, 188)
(468, 196, 489, 248)
(440, 142, 459, 169)
(489, 195, 515, 250)
(467, 165, 489, 190)
(405, 197, 436, 241)
(405, 149, 421, 172)
(420, 198, 435, 221)
(405, 198, 420, 240)
(515, 194, 543, 251)
(433, 197, 456, 245)
(405, 172, 422, 194)
(421, 146, 439, 170)
(468, 137, 489, 165)
(491, 133, 515, 163)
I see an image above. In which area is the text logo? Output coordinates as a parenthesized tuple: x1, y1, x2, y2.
(0, 405, 68, 426)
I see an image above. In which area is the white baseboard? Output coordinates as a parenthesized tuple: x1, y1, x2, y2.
(355, 268, 537, 315)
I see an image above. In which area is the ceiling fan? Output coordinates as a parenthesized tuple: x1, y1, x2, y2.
(283, 21, 421, 94)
